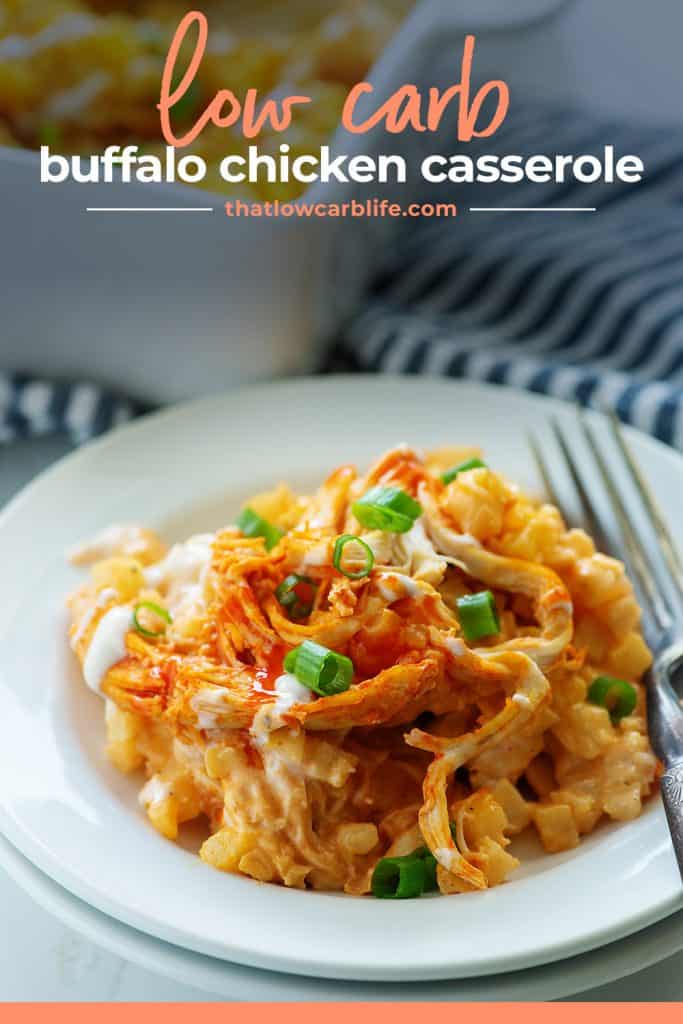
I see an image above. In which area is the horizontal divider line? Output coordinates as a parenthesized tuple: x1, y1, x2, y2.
(85, 207, 215, 213)
(469, 207, 597, 213)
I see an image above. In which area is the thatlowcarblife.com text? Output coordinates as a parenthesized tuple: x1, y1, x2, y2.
(223, 198, 458, 218)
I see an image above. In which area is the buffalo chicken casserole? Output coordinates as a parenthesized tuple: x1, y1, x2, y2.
(67, 446, 657, 897)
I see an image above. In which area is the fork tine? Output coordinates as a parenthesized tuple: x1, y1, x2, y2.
(549, 417, 608, 547)
(527, 432, 563, 508)
(607, 410, 683, 604)
(578, 411, 674, 634)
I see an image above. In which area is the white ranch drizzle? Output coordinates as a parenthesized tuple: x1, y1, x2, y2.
(251, 673, 312, 740)
(70, 587, 117, 650)
(83, 605, 132, 695)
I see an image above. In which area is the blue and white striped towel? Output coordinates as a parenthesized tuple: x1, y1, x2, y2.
(0, 372, 145, 446)
(331, 105, 683, 449)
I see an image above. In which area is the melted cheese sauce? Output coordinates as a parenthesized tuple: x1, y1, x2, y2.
(145, 533, 214, 618)
(139, 775, 172, 808)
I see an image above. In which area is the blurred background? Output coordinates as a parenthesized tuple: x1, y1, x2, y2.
(2, 0, 683, 464)
(0, 0, 415, 404)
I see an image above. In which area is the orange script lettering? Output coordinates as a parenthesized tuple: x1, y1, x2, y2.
(341, 36, 509, 139)
(158, 11, 312, 147)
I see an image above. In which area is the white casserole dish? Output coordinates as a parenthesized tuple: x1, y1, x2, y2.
(0, 0, 569, 403)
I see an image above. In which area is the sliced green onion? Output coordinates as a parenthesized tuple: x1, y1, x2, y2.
(421, 852, 438, 893)
(371, 841, 452, 898)
(441, 458, 486, 485)
(351, 486, 422, 534)
(283, 640, 353, 697)
(132, 601, 172, 639)
(587, 675, 637, 722)
(371, 854, 426, 899)
(275, 574, 316, 619)
(237, 507, 284, 551)
(38, 121, 62, 148)
(456, 590, 500, 642)
(333, 534, 375, 579)
(172, 76, 202, 122)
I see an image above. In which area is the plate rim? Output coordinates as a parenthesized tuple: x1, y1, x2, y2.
(2, 829, 682, 1002)
(0, 374, 681, 982)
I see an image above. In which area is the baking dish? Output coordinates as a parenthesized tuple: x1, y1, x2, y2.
(0, 0, 569, 403)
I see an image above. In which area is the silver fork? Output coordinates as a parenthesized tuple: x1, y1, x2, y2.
(529, 409, 683, 880)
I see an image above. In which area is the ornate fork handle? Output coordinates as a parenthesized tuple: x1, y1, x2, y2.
(648, 646, 683, 880)
(533, 411, 683, 883)
(662, 760, 683, 879)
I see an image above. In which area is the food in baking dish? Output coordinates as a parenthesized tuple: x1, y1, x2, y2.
(67, 446, 657, 896)
(0, 0, 410, 198)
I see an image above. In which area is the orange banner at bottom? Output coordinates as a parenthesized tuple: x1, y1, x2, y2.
(2, 1004, 681, 1021)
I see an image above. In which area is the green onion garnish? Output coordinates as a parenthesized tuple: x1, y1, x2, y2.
(441, 458, 486, 485)
(132, 601, 172, 639)
(420, 851, 438, 893)
(333, 534, 375, 579)
(587, 676, 637, 723)
(351, 486, 422, 534)
(283, 640, 353, 697)
(38, 121, 62, 148)
(371, 840, 450, 898)
(237, 507, 284, 551)
(275, 574, 316, 619)
(371, 847, 436, 899)
(172, 76, 202, 122)
(371, 855, 425, 899)
(456, 590, 500, 642)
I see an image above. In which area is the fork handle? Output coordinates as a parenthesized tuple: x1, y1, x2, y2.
(647, 648, 683, 880)
(661, 759, 683, 881)
(647, 645, 683, 756)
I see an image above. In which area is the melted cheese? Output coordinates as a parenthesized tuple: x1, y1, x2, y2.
(139, 775, 172, 808)
(145, 533, 214, 618)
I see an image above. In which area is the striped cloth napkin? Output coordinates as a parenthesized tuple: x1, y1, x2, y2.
(331, 104, 683, 449)
(0, 373, 145, 446)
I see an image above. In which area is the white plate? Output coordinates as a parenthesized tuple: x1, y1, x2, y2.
(0, 376, 681, 982)
(2, 829, 682, 1001)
